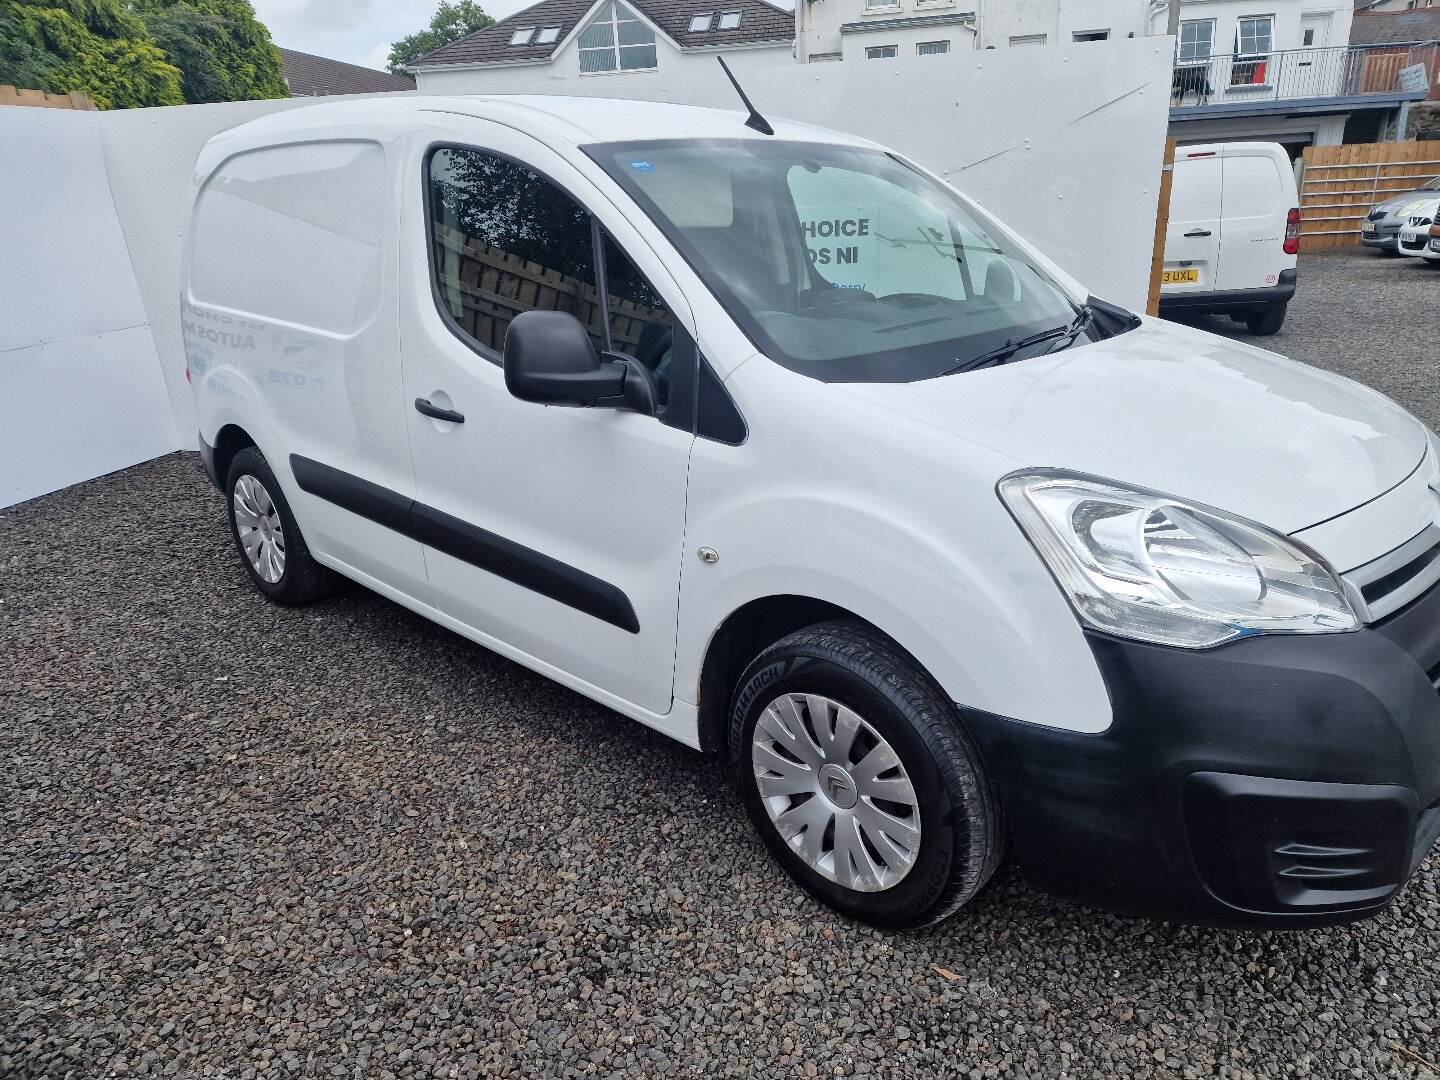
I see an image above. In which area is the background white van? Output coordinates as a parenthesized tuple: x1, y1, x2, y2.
(1159, 142, 1300, 336)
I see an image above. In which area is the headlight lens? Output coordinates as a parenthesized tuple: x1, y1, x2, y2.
(999, 471, 1359, 648)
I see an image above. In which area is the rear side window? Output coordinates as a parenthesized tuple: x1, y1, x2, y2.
(426, 146, 678, 405)
(189, 141, 385, 334)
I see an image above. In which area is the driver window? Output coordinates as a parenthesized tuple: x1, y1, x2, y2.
(601, 233, 677, 408)
(786, 166, 969, 300)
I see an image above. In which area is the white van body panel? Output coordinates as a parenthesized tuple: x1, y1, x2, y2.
(186, 98, 1424, 749)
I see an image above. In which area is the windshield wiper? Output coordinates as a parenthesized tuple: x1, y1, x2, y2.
(938, 306, 1093, 377)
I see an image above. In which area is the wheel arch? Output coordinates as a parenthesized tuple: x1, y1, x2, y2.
(211, 423, 258, 487)
(695, 594, 929, 756)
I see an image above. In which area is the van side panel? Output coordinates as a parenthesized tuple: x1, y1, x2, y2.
(185, 138, 428, 598)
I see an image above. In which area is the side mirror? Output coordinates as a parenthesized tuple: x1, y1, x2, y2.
(503, 311, 655, 415)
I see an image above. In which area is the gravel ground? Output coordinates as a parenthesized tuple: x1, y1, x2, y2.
(3, 248, 1439, 1080)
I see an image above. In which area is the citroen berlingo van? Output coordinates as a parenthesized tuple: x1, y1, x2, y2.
(185, 97, 1440, 930)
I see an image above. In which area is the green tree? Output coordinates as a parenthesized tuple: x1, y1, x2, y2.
(0, 0, 183, 108)
(133, 0, 287, 104)
(387, 0, 493, 74)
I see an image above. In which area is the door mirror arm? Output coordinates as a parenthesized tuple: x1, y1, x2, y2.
(598, 353, 659, 417)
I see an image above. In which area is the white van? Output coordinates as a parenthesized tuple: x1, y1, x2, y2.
(186, 98, 1440, 931)
(1159, 142, 1300, 335)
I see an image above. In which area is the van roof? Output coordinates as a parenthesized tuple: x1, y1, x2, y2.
(205, 94, 876, 158)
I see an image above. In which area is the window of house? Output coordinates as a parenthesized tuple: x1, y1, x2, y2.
(865, 44, 899, 58)
(688, 13, 712, 31)
(1176, 19, 1213, 63)
(1231, 14, 1274, 86)
(717, 11, 742, 29)
(809, 51, 842, 62)
(864, 0, 896, 10)
(1072, 29, 1109, 42)
(536, 26, 561, 44)
(916, 40, 950, 55)
(1235, 15, 1273, 57)
(509, 27, 535, 45)
(1009, 34, 1046, 46)
(578, 1, 657, 73)
(425, 147, 677, 405)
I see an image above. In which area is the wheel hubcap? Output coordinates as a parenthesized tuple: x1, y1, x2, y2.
(232, 474, 286, 584)
(751, 693, 922, 893)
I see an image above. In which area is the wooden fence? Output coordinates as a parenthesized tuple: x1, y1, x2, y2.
(433, 223, 665, 354)
(1299, 141, 1440, 251)
(0, 85, 96, 110)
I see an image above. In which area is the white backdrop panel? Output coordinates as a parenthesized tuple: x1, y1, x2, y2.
(0, 110, 149, 353)
(1, 329, 177, 507)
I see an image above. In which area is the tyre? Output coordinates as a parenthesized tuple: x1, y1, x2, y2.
(225, 447, 336, 605)
(1245, 302, 1287, 336)
(730, 621, 1002, 930)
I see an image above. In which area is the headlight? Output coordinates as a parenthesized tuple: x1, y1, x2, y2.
(999, 470, 1359, 648)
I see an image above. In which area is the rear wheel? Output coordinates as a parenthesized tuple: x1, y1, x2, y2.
(730, 622, 1002, 929)
(225, 447, 336, 605)
(1245, 302, 1287, 336)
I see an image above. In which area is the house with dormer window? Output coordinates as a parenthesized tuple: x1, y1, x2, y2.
(407, 0, 796, 92)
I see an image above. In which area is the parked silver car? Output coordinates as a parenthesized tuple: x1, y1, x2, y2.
(1362, 175, 1440, 252)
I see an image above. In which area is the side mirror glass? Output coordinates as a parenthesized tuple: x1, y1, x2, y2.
(503, 311, 655, 415)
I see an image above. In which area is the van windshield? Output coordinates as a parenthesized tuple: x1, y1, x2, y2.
(588, 139, 1080, 383)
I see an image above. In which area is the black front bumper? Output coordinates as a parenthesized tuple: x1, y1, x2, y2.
(1158, 269, 1296, 317)
(965, 581, 1440, 928)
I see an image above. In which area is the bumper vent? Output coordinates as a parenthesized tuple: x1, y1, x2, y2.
(1344, 523, 1440, 623)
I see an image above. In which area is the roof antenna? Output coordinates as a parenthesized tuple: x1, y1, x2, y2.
(716, 56, 773, 136)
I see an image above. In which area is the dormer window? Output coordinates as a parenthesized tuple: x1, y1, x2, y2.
(578, 1, 657, 72)
(689, 13, 713, 31)
(536, 26, 561, 44)
(717, 11, 741, 29)
(509, 27, 536, 45)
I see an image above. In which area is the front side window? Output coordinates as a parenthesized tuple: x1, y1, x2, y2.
(590, 140, 1078, 383)
(578, 1, 657, 73)
(865, 45, 898, 59)
(426, 147, 676, 403)
(1177, 19, 1213, 62)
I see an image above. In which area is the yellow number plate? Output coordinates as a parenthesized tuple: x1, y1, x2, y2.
(1162, 269, 1200, 284)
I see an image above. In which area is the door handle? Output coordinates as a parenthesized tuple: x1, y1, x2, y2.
(415, 397, 465, 424)
(1184, 228, 1213, 237)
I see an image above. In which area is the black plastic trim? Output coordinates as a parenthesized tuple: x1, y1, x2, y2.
(960, 583, 1440, 928)
(410, 502, 639, 633)
(1158, 280, 1296, 314)
(288, 454, 639, 634)
(198, 432, 221, 490)
(291, 454, 411, 535)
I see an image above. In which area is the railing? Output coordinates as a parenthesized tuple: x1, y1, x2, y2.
(1170, 41, 1438, 108)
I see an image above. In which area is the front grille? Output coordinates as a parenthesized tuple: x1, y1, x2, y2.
(1402, 237, 1426, 251)
(1344, 524, 1440, 623)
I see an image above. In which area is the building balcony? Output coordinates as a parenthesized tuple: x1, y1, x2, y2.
(1170, 42, 1437, 120)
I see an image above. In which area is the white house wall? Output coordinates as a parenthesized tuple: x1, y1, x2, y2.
(1144, 0, 1353, 54)
(838, 24, 977, 62)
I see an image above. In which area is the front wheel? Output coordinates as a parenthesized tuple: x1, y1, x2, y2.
(730, 622, 1002, 929)
(1245, 301, 1287, 336)
(225, 447, 336, 605)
